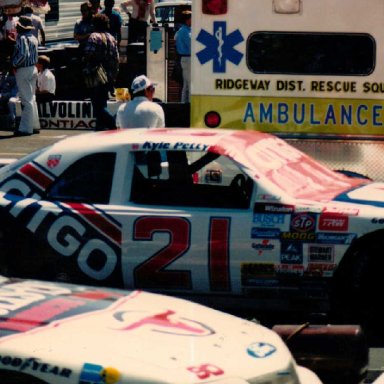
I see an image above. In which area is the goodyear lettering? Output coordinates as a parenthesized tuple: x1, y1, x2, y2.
(0, 356, 72, 378)
(243, 102, 384, 127)
(216, 79, 270, 90)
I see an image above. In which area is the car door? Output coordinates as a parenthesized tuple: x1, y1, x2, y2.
(114, 148, 258, 296)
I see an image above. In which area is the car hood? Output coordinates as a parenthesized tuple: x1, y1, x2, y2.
(0, 277, 305, 384)
(333, 182, 384, 208)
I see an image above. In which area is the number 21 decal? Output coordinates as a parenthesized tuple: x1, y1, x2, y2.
(133, 216, 231, 291)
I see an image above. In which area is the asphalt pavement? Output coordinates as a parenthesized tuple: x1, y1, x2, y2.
(0, 128, 85, 160)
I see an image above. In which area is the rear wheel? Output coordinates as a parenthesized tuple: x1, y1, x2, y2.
(330, 234, 384, 343)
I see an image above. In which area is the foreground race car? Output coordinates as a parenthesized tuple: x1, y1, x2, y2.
(0, 276, 321, 384)
(1, 128, 384, 334)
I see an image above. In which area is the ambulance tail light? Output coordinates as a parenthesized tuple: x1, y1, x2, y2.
(204, 111, 221, 128)
(202, 0, 228, 15)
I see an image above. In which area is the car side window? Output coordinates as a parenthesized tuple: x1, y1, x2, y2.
(130, 150, 253, 209)
(47, 153, 116, 204)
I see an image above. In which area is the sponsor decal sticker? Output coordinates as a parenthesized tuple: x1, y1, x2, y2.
(79, 363, 120, 384)
(319, 213, 349, 231)
(254, 203, 295, 214)
(308, 245, 334, 262)
(247, 342, 277, 358)
(290, 212, 316, 233)
(46, 155, 62, 169)
(281, 242, 303, 264)
(251, 227, 280, 239)
(141, 141, 209, 151)
(306, 263, 337, 277)
(187, 364, 224, 380)
(281, 232, 315, 242)
(253, 213, 287, 227)
(252, 239, 275, 254)
(316, 233, 356, 245)
(275, 264, 304, 276)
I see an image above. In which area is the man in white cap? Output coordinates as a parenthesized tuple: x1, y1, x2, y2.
(12, 15, 40, 136)
(116, 74, 165, 128)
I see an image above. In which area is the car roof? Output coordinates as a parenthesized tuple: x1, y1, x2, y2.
(48, 128, 271, 156)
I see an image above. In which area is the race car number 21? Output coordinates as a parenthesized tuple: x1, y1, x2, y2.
(132, 216, 231, 292)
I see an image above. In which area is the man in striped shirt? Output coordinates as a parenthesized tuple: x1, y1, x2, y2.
(12, 16, 40, 136)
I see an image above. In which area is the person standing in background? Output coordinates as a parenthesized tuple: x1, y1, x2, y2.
(22, 6, 46, 46)
(121, 0, 156, 43)
(175, 10, 191, 103)
(116, 74, 165, 128)
(12, 16, 40, 136)
(83, 13, 119, 130)
(90, 0, 102, 14)
(3, 14, 18, 61)
(74, 2, 94, 53)
(101, 0, 122, 46)
(36, 55, 56, 102)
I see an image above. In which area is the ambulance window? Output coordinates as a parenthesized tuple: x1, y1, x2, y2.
(247, 32, 375, 75)
(47, 153, 116, 204)
(131, 150, 253, 209)
(45, 0, 59, 22)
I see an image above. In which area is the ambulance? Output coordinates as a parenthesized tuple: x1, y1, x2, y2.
(191, 0, 384, 180)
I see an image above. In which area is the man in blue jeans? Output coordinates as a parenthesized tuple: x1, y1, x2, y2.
(12, 16, 40, 136)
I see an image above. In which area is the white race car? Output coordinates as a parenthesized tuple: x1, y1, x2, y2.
(0, 275, 321, 384)
(0, 128, 383, 336)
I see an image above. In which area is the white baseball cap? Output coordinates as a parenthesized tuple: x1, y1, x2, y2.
(131, 75, 156, 94)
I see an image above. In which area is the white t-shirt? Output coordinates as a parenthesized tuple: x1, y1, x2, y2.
(37, 69, 56, 94)
(116, 96, 165, 128)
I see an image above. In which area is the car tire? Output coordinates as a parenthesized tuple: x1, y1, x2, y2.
(330, 232, 384, 343)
